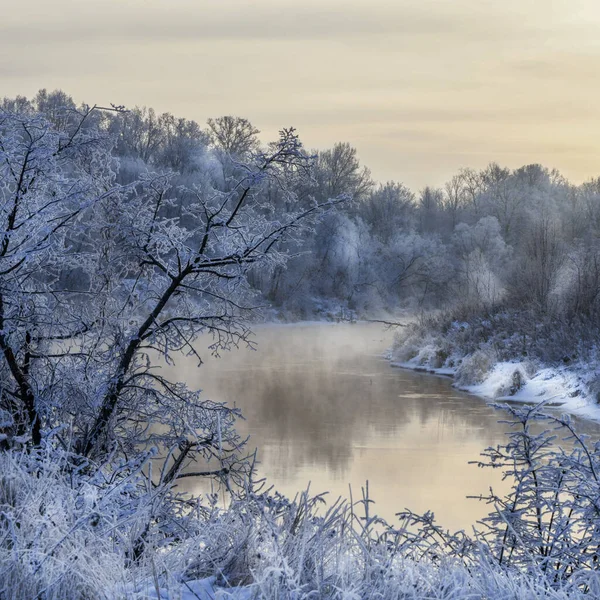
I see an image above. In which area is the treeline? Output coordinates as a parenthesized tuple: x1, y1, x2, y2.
(8, 89, 600, 331)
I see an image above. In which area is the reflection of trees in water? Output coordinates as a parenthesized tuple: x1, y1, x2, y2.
(167, 324, 600, 485)
(224, 368, 506, 477)
(168, 325, 508, 478)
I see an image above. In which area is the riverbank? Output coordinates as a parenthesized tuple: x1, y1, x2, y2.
(9, 439, 589, 600)
(390, 316, 600, 422)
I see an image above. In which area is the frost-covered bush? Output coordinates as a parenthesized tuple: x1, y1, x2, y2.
(392, 326, 424, 362)
(474, 405, 600, 587)
(454, 347, 497, 386)
(5, 406, 600, 598)
(585, 373, 600, 404)
(391, 323, 453, 368)
(0, 450, 128, 599)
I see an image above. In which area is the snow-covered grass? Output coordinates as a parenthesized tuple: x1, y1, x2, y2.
(5, 409, 600, 599)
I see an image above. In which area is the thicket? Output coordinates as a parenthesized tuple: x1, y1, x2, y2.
(4, 404, 600, 598)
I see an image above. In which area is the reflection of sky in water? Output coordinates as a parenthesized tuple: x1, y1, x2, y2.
(163, 323, 600, 531)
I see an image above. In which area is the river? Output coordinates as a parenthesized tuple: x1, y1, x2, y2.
(164, 322, 600, 532)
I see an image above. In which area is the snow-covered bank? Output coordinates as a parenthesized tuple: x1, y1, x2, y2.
(126, 563, 592, 599)
(10, 445, 597, 600)
(391, 330, 600, 421)
(126, 577, 253, 599)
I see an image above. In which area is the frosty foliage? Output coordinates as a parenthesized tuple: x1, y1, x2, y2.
(10, 89, 600, 325)
(452, 346, 498, 387)
(0, 102, 342, 464)
(4, 90, 600, 597)
(0, 100, 346, 596)
(3, 408, 600, 598)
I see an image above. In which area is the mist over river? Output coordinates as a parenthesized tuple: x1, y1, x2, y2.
(164, 322, 600, 531)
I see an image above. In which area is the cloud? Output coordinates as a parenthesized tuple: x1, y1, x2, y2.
(2, 0, 600, 188)
(0, 0, 548, 46)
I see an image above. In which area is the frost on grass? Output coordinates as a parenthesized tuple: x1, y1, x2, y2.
(454, 347, 498, 386)
(4, 405, 600, 598)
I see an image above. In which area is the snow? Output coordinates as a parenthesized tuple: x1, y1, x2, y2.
(391, 360, 455, 377)
(125, 577, 256, 599)
(391, 358, 600, 422)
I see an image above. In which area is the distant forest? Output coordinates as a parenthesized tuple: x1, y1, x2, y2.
(7, 89, 600, 331)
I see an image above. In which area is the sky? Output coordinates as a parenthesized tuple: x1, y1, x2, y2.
(2, 0, 600, 190)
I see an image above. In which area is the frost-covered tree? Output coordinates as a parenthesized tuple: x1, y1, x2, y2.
(359, 181, 415, 243)
(207, 115, 260, 158)
(452, 216, 509, 309)
(0, 106, 341, 488)
(314, 142, 372, 202)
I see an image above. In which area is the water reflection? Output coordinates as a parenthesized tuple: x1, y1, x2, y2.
(162, 323, 600, 531)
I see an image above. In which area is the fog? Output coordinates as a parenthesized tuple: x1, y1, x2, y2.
(167, 323, 514, 527)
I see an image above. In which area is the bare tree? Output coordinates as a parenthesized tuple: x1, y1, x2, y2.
(315, 142, 373, 202)
(207, 115, 260, 158)
(0, 107, 342, 492)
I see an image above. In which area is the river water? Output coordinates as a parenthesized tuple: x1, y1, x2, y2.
(165, 322, 600, 532)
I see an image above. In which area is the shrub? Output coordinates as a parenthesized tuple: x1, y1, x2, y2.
(455, 347, 497, 386)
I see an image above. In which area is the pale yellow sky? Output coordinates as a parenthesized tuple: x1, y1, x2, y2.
(2, 0, 600, 189)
